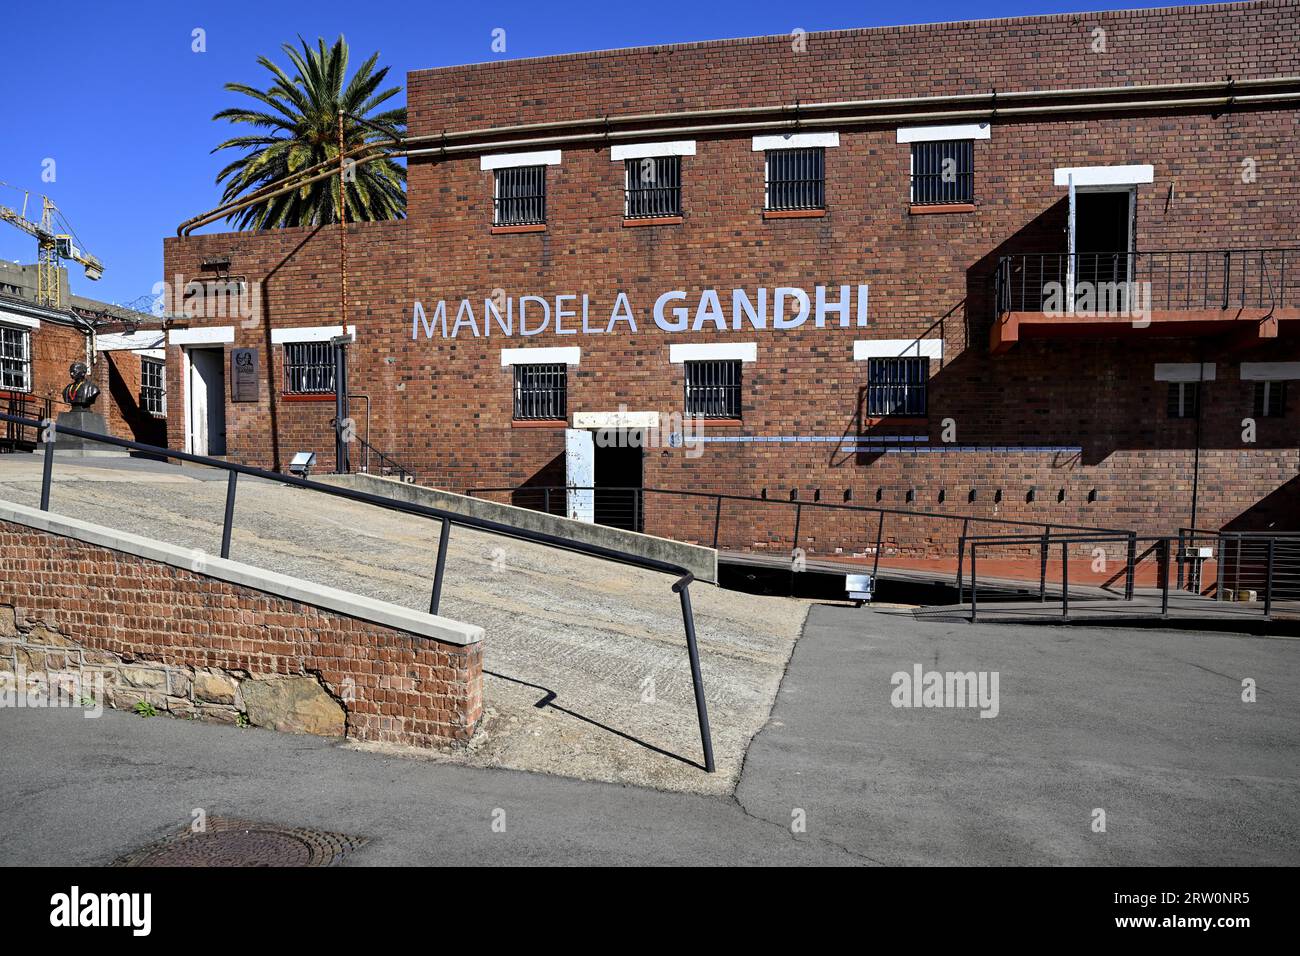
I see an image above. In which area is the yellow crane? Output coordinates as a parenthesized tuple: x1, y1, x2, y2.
(0, 181, 104, 309)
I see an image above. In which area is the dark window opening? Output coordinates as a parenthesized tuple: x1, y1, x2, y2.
(1254, 380, 1287, 418)
(625, 156, 682, 218)
(684, 360, 743, 419)
(283, 342, 335, 395)
(141, 358, 166, 416)
(910, 140, 974, 205)
(867, 357, 928, 417)
(765, 148, 824, 211)
(494, 166, 546, 225)
(1167, 381, 1199, 419)
(513, 363, 567, 420)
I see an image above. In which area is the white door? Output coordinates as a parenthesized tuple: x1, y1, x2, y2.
(187, 348, 227, 456)
(564, 428, 594, 523)
(1066, 172, 1077, 313)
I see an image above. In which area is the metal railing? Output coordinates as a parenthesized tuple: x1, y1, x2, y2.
(468, 484, 1133, 584)
(959, 528, 1300, 621)
(1, 394, 55, 452)
(995, 248, 1298, 315)
(2, 412, 715, 773)
(351, 430, 418, 484)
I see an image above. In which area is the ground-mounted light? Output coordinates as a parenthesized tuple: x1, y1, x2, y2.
(288, 451, 317, 479)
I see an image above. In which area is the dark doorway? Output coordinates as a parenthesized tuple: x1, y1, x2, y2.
(1075, 190, 1132, 286)
(594, 433, 643, 531)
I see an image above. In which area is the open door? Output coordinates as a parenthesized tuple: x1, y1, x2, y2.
(564, 428, 594, 523)
(1066, 172, 1076, 312)
(187, 347, 226, 456)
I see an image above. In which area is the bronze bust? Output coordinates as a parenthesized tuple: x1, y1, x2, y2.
(62, 362, 101, 408)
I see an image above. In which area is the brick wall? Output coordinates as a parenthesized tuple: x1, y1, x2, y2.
(94, 351, 167, 446)
(0, 516, 483, 747)
(162, 2, 1300, 559)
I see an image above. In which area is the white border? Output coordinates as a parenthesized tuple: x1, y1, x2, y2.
(1154, 362, 1216, 382)
(270, 324, 356, 345)
(0, 311, 40, 330)
(169, 326, 234, 345)
(668, 342, 757, 363)
(500, 346, 580, 367)
(612, 140, 696, 161)
(752, 132, 840, 151)
(897, 123, 991, 143)
(853, 339, 943, 361)
(573, 411, 661, 430)
(1240, 362, 1300, 381)
(1054, 165, 1154, 187)
(481, 150, 563, 171)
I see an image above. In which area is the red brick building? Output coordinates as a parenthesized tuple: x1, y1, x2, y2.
(162, 2, 1300, 558)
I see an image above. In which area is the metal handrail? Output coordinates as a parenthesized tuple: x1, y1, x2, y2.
(995, 247, 1299, 316)
(960, 528, 1298, 621)
(5, 412, 715, 773)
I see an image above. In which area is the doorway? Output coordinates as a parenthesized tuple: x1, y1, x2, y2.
(186, 347, 227, 456)
(1073, 189, 1134, 286)
(594, 432, 644, 532)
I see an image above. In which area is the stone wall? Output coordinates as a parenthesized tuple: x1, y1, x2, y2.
(0, 503, 484, 748)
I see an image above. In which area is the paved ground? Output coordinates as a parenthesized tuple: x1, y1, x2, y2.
(0, 453, 807, 795)
(3, 602, 1297, 865)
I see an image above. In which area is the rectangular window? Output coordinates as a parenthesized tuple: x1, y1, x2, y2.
(513, 363, 567, 420)
(1254, 380, 1286, 418)
(765, 147, 825, 211)
(624, 156, 682, 218)
(684, 360, 742, 419)
(0, 326, 31, 392)
(494, 166, 546, 226)
(867, 357, 928, 417)
(1167, 381, 1199, 419)
(910, 140, 974, 205)
(283, 341, 335, 395)
(141, 357, 166, 416)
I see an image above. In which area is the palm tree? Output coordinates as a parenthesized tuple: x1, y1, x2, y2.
(212, 35, 406, 229)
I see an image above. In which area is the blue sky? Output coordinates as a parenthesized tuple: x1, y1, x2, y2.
(0, 0, 1157, 306)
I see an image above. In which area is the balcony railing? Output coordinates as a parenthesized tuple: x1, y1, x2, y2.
(995, 249, 1298, 316)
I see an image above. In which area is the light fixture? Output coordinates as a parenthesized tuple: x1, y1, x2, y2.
(288, 451, 317, 479)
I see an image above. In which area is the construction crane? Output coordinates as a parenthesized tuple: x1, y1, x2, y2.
(0, 181, 104, 309)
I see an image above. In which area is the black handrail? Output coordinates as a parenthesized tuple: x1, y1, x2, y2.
(959, 528, 1298, 622)
(471, 484, 1132, 590)
(5, 412, 715, 773)
(995, 247, 1299, 316)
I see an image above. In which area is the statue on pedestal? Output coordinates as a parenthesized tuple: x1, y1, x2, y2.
(61, 362, 101, 408)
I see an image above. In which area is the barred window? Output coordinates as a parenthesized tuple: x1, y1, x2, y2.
(1167, 381, 1198, 419)
(0, 326, 31, 392)
(625, 156, 681, 218)
(1254, 380, 1286, 418)
(494, 166, 546, 226)
(283, 342, 335, 395)
(141, 358, 166, 417)
(684, 360, 742, 419)
(513, 363, 567, 420)
(910, 140, 974, 205)
(765, 148, 825, 211)
(867, 357, 928, 417)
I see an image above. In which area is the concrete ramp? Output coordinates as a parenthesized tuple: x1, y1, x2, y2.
(321, 473, 719, 584)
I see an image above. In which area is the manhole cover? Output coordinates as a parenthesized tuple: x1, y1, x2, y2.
(112, 818, 366, 867)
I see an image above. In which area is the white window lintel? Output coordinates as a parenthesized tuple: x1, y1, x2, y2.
(669, 342, 757, 364)
(270, 325, 356, 345)
(896, 123, 991, 144)
(1240, 362, 1300, 381)
(611, 140, 696, 161)
(500, 346, 580, 367)
(1054, 164, 1154, 187)
(1154, 363, 1216, 382)
(481, 150, 562, 171)
(752, 132, 839, 152)
(853, 339, 943, 361)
